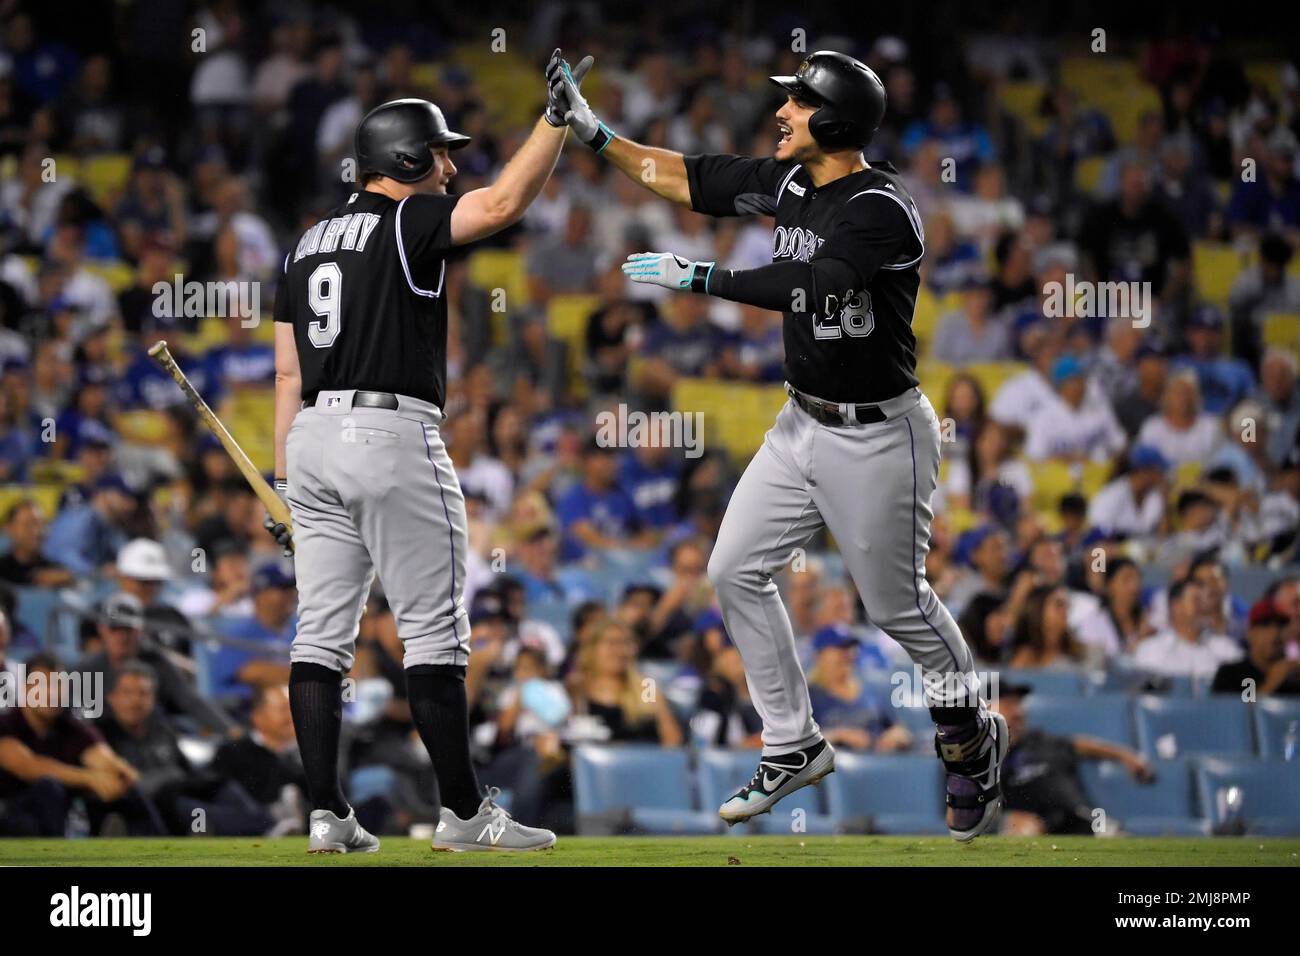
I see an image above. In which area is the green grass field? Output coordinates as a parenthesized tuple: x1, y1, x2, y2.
(3, 835, 1298, 867)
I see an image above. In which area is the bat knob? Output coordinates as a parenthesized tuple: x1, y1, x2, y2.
(147, 340, 168, 357)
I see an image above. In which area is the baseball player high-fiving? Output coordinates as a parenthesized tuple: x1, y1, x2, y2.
(553, 50, 1007, 841)
(268, 51, 590, 853)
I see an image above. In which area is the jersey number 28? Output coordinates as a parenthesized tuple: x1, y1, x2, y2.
(307, 262, 342, 348)
(812, 290, 875, 340)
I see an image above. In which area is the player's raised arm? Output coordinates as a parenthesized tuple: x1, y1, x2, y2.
(448, 50, 577, 246)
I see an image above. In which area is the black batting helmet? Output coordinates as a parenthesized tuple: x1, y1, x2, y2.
(354, 98, 470, 184)
(769, 51, 887, 150)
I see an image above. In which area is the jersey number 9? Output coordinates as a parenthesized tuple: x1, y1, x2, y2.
(812, 290, 875, 340)
(307, 262, 342, 349)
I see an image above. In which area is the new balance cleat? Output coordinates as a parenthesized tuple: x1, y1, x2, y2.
(718, 739, 836, 825)
(432, 788, 557, 852)
(307, 807, 380, 854)
(936, 711, 1009, 843)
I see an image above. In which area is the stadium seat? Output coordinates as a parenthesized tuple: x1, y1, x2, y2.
(1262, 312, 1300, 357)
(572, 744, 719, 835)
(1073, 156, 1107, 196)
(78, 154, 132, 206)
(1027, 459, 1081, 512)
(824, 752, 947, 835)
(1078, 758, 1209, 836)
(1195, 758, 1300, 835)
(1252, 698, 1300, 759)
(1134, 696, 1255, 759)
(0, 484, 62, 522)
(995, 667, 1087, 697)
(998, 80, 1048, 137)
(1023, 693, 1135, 747)
(1228, 564, 1285, 605)
(697, 749, 835, 835)
(1192, 242, 1255, 307)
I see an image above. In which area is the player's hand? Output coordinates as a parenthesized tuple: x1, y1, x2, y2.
(264, 478, 294, 556)
(622, 252, 715, 291)
(543, 49, 589, 127)
(550, 53, 605, 148)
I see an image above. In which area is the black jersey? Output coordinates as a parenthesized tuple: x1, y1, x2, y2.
(685, 154, 924, 404)
(274, 190, 459, 408)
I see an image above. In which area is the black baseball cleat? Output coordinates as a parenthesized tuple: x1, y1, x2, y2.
(718, 739, 836, 825)
(935, 711, 1009, 843)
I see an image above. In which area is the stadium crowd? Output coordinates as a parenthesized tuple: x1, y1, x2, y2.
(0, 3, 1298, 839)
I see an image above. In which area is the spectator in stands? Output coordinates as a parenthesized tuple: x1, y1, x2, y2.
(1226, 127, 1300, 239)
(0, 498, 75, 588)
(41, 472, 135, 577)
(946, 524, 1011, 617)
(1131, 577, 1239, 680)
(943, 421, 1031, 520)
(1024, 355, 1127, 462)
(77, 592, 232, 734)
(525, 203, 598, 301)
(1087, 444, 1169, 539)
(114, 537, 195, 653)
(113, 147, 186, 263)
(948, 163, 1024, 250)
(957, 591, 1012, 664)
(1153, 132, 1222, 240)
(940, 372, 988, 452)
(1079, 158, 1190, 298)
(719, 304, 784, 382)
(996, 682, 1152, 836)
(1258, 349, 1300, 468)
(207, 564, 296, 707)
(1256, 449, 1300, 560)
(556, 438, 651, 563)
(691, 611, 762, 747)
(618, 437, 682, 534)
(209, 684, 306, 830)
(1155, 489, 1236, 567)
(931, 278, 1010, 365)
(1174, 305, 1255, 415)
(97, 662, 270, 835)
(1229, 234, 1300, 369)
(806, 625, 912, 753)
(901, 84, 995, 189)
(1187, 554, 1246, 642)
(1135, 370, 1223, 466)
(1211, 597, 1300, 697)
(0, 652, 162, 836)
(633, 295, 724, 401)
(1008, 584, 1090, 669)
(1076, 557, 1152, 658)
(569, 619, 682, 745)
(1115, 341, 1170, 438)
(920, 211, 984, 295)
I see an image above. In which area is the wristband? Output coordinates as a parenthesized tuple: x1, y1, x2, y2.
(586, 121, 614, 154)
(689, 262, 716, 294)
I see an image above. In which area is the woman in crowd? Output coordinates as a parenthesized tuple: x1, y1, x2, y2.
(1009, 584, 1092, 669)
(569, 619, 682, 745)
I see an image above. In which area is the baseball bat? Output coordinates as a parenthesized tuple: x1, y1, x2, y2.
(147, 340, 294, 539)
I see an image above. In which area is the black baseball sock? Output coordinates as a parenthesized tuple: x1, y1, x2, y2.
(288, 662, 350, 818)
(406, 664, 482, 820)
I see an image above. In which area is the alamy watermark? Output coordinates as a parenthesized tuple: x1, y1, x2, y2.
(595, 404, 705, 459)
(0, 663, 103, 718)
(1043, 273, 1151, 328)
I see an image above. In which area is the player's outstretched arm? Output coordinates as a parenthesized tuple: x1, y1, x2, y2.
(553, 55, 690, 206)
(450, 50, 575, 246)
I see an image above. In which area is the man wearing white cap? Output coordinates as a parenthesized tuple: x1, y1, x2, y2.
(115, 538, 194, 655)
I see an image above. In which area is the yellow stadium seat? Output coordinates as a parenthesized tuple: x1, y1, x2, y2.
(1027, 459, 1081, 513)
(1173, 460, 1203, 492)
(965, 361, 1024, 401)
(1244, 62, 1285, 97)
(467, 248, 528, 308)
(998, 81, 1047, 137)
(671, 378, 785, 464)
(114, 410, 173, 446)
(913, 285, 939, 349)
(943, 506, 979, 535)
(0, 485, 62, 521)
(1081, 460, 1113, 498)
(51, 154, 80, 184)
(1262, 312, 1300, 356)
(83, 260, 135, 293)
(1074, 155, 1107, 196)
(1193, 242, 1255, 308)
(546, 294, 601, 399)
(79, 154, 132, 207)
(916, 360, 955, 408)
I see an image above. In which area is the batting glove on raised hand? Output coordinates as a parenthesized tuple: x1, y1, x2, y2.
(550, 53, 609, 150)
(263, 478, 294, 556)
(622, 252, 715, 292)
(542, 48, 572, 127)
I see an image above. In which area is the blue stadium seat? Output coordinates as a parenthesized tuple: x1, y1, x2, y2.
(1079, 758, 1209, 836)
(889, 704, 937, 750)
(1134, 696, 1256, 759)
(1195, 758, 1300, 835)
(824, 753, 946, 835)
(523, 599, 573, 644)
(1024, 694, 1135, 747)
(994, 667, 1087, 697)
(572, 744, 719, 835)
(1252, 699, 1300, 759)
(697, 749, 834, 835)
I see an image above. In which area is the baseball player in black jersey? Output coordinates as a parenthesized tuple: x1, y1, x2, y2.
(267, 51, 592, 853)
(552, 51, 1007, 841)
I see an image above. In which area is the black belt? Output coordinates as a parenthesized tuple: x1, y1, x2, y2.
(302, 391, 400, 410)
(787, 385, 887, 426)
(353, 391, 399, 409)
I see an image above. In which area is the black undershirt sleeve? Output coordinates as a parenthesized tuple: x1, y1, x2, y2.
(702, 257, 861, 317)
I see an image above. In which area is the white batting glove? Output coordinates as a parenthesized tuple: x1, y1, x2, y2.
(263, 478, 294, 556)
(551, 54, 608, 150)
(622, 252, 715, 292)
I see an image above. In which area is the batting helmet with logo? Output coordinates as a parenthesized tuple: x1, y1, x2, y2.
(354, 98, 471, 184)
(769, 51, 887, 150)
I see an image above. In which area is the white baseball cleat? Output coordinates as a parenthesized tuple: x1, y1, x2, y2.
(307, 807, 380, 854)
(718, 739, 836, 825)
